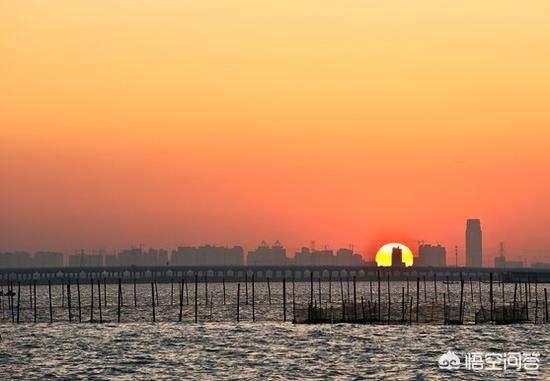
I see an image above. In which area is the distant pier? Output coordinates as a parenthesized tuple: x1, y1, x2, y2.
(1, 265, 549, 284)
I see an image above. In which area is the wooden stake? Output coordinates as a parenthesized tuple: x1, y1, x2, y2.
(544, 288, 548, 323)
(133, 278, 137, 307)
(245, 273, 248, 305)
(459, 278, 464, 323)
(416, 278, 420, 323)
(9, 281, 14, 323)
(28, 281, 32, 311)
(97, 280, 102, 323)
(433, 273, 437, 302)
(386, 273, 390, 324)
(204, 275, 208, 307)
(117, 278, 122, 323)
(170, 278, 174, 306)
(318, 273, 322, 307)
(443, 292, 447, 324)
(346, 275, 350, 302)
(534, 283, 538, 324)
(222, 277, 226, 305)
(194, 274, 198, 323)
(525, 282, 529, 322)
(354, 275, 358, 322)
(489, 273, 494, 323)
(409, 295, 413, 325)
(401, 286, 405, 324)
(252, 273, 256, 322)
(292, 276, 296, 320)
(0, 282, 4, 320)
(339, 275, 344, 306)
(185, 278, 189, 306)
(267, 276, 271, 305)
(151, 281, 156, 323)
(33, 280, 37, 323)
(469, 276, 474, 302)
(77, 279, 81, 323)
(283, 277, 287, 322)
(67, 281, 72, 323)
(236, 282, 240, 323)
(309, 271, 313, 306)
(90, 279, 94, 323)
(377, 270, 381, 322)
(178, 277, 183, 322)
(16, 281, 21, 323)
(328, 273, 332, 303)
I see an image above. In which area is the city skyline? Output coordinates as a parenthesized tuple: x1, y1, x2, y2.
(1, 232, 546, 269)
(0, 240, 545, 267)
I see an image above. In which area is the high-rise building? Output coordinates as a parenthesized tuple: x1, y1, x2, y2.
(247, 241, 287, 266)
(417, 244, 446, 267)
(391, 246, 405, 267)
(34, 251, 64, 267)
(172, 245, 244, 266)
(335, 248, 364, 266)
(466, 219, 483, 267)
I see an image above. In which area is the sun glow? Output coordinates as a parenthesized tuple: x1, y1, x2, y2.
(375, 243, 414, 267)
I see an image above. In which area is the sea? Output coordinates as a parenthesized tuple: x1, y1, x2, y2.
(0, 281, 548, 380)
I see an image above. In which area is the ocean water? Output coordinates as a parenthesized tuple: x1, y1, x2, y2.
(0, 323, 548, 380)
(0, 281, 548, 379)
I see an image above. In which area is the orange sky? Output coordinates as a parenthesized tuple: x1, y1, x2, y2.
(1, 1, 550, 264)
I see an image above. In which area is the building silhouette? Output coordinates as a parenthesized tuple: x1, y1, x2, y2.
(34, 251, 64, 267)
(247, 241, 288, 266)
(0, 251, 32, 268)
(391, 246, 405, 267)
(68, 251, 103, 267)
(335, 248, 364, 266)
(494, 242, 523, 268)
(172, 245, 244, 266)
(466, 219, 483, 267)
(417, 244, 446, 267)
(294, 247, 364, 266)
(118, 248, 141, 267)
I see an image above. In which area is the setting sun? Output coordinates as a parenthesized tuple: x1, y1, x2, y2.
(375, 243, 414, 267)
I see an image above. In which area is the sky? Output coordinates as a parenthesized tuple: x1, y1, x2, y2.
(1, 1, 550, 265)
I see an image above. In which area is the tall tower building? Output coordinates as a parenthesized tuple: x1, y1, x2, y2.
(391, 246, 405, 268)
(466, 219, 483, 267)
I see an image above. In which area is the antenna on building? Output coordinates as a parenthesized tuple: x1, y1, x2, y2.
(455, 245, 458, 267)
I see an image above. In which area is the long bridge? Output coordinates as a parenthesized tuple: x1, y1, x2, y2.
(1, 265, 549, 284)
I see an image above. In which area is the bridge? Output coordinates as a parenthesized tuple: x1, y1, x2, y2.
(1, 265, 549, 284)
